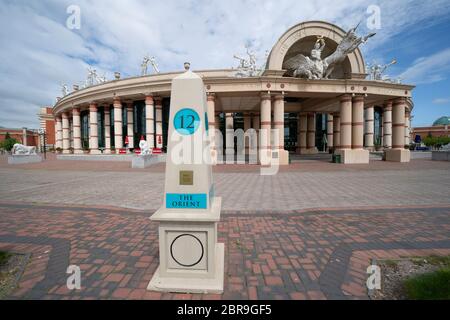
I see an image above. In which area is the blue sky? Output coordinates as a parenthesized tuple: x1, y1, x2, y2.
(0, 0, 449, 128)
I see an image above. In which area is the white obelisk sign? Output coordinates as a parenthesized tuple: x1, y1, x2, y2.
(148, 63, 224, 294)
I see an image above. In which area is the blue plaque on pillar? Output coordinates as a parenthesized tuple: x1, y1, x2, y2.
(174, 108, 200, 136)
(166, 193, 207, 209)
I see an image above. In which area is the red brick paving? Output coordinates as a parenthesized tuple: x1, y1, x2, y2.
(2, 154, 450, 173)
(0, 202, 449, 299)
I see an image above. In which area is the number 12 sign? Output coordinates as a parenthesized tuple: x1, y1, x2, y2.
(174, 108, 200, 136)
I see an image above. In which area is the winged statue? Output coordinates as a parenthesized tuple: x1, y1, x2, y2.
(284, 24, 376, 79)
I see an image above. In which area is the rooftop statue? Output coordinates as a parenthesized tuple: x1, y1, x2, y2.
(141, 55, 160, 76)
(232, 45, 268, 78)
(61, 83, 69, 96)
(284, 24, 376, 79)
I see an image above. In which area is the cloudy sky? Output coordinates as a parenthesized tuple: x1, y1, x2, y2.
(0, 0, 449, 128)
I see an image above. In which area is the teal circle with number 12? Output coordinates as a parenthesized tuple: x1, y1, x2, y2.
(174, 108, 201, 135)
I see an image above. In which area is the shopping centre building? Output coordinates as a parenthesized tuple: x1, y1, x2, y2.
(46, 21, 415, 164)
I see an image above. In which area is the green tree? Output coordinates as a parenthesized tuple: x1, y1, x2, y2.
(0, 133, 19, 152)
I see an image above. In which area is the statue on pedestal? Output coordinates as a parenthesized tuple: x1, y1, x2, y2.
(12, 144, 37, 155)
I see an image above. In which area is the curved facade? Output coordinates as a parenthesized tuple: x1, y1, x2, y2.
(52, 21, 415, 164)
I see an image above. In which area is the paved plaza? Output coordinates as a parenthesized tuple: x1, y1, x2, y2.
(0, 155, 449, 299)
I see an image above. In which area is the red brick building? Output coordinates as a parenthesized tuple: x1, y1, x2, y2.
(38, 107, 56, 147)
(0, 127, 39, 146)
(411, 116, 450, 142)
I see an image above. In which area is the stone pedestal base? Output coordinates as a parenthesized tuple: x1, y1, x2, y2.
(62, 150, 71, 154)
(74, 149, 84, 154)
(148, 243, 224, 294)
(385, 149, 411, 162)
(336, 149, 369, 164)
(432, 151, 450, 161)
(132, 155, 160, 168)
(301, 148, 318, 155)
(273, 149, 289, 165)
(90, 149, 102, 155)
(148, 197, 224, 294)
(8, 154, 42, 165)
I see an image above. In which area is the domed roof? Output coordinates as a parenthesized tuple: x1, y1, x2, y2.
(433, 116, 450, 126)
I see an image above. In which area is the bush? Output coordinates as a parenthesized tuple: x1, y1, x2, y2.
(404, 268, 450, 300)
(423, 136, 450, 150)
(0, 134, 20, 152)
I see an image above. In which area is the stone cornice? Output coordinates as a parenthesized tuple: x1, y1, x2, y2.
(53, 70, 416, 116)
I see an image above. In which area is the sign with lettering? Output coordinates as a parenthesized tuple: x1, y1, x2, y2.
(174, 108, 200, 135)
(166, 193, 207, 209)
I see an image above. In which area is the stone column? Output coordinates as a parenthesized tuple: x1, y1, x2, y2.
(62, 112, 70, 154)
(273, 95, 284, 152)
(145, 95, 155, 148)
(113, 97, 123, 151)
(273, 94, 289, 164)
(89, 103, 100, 154)
(365, 106, 375, 150)
(340, 94, 352, 150)
(22, 128, 27, 146)
(352, 95, 364, 150)
(252, 113, 260, 163)
(385, 98, 410, 162)
(155, 97, 163, 149)
(405, 110, 411, 146)
(72, 108, 82, 154)
(207, 93, 217, 163)
(243, 113, 251, 155)
(225, 113, 234, 157)
(260, 93, 272, 165)
(127, 103, 134, 149)
(383, 101, 393, 149)
(333, 113, 341, 150)
(104, 107, 111, 154)
(55, 117, 62, 150)
(327, 114, 334, 150)
(307, 113, 317, 153)
(297, 113, 307, 154)
(55, 116, 63, 150)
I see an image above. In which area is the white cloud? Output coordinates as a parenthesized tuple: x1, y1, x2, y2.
(398, 48, 450, 84)
(1, 0, 450, 128)
(433, 98, 450, 105)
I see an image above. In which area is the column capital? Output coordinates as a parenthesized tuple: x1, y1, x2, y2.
(352, 95, 365, 103)
(273, 94, 284, 101)
(260, 92, 271, 101)
(89, 103, 98, 112)
(145, 95, 154, 104)
(154, 96, 163, 105)
(393, 97, 407, 106)
(383, 100, 393, 109)
(333, 113, 341, 118)
(113, 96, 121, 106)
(61, 112, 69, 119)
(127, 102, 134, 111)
(207, 93, 216, 102)
(340, 94, 352, 103)
(72, 108, 80, 115)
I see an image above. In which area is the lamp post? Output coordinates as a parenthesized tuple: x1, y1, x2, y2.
(38, 128, 46, 160)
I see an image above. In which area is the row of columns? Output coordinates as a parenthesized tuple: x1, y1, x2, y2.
(55, 95, 164, 153)
(55, 93, 410, 159)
